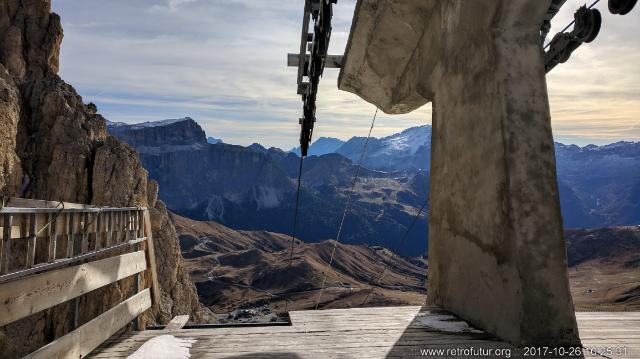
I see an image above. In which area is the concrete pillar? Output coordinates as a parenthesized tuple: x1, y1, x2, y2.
(339, 0, 580, 345)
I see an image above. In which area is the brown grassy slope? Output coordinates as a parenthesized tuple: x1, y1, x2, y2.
(170, 213, 427, 313)
(173, 211, 639, 313)
(566, 226, 640, 311)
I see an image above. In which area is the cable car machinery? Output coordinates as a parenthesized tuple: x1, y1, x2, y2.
(544, 0, 637, 73)
(288, 0, 341, 157)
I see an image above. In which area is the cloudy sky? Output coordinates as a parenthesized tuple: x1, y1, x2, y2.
(51, 0, 639, 149)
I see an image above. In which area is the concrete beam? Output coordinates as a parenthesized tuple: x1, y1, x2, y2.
(339, 0, 580, 346)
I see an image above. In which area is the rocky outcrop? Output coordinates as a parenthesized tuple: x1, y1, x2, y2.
(0, 1, 211, 357)
(0, 0, 62, 81)
(108, 117, 208, 148)
(0, 68, 21, 196)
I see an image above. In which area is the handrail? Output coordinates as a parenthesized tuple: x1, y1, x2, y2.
(0, 237, 147, 284)
(0, 197, 147, 275)
(0, 207, 145, 213)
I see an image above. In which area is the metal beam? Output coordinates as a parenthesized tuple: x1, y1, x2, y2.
(287, 53, 343, 68)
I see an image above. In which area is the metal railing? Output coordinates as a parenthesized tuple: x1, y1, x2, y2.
(0, 197, 160, 358)
(0, 197, 148, 283)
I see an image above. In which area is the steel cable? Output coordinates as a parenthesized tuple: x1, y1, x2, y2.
(361, 199, 429, 306)
(283, 155, 305, 312)
(313, 107, 379, 310)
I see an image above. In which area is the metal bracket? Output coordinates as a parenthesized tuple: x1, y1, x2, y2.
(288, 0, 339, 157)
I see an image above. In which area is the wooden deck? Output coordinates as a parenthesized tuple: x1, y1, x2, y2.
(91, 306, 640, 358)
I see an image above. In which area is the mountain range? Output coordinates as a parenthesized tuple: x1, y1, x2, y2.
(289, 126, 431, 172)
(108, 118, 429, 256)
(107, 117, 640, 255)
(296, 128, 640, 228)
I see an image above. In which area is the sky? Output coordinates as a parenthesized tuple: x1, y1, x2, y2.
(51, 0, 639, 149)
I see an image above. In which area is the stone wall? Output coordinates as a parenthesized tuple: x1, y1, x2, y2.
(0, 1, 211, 357)
(339, 0, 580, 345)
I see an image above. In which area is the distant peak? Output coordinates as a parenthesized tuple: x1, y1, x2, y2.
(314, 137, 344, 143)
(290, 136, 345, 156)
(106, 117, 197, 130)
(248, 143, 268, 153)
(130, 117, 195, 129)
(207, 136, 223, 144)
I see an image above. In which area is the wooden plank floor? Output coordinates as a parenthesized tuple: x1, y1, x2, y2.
(90, 306, 640, 358)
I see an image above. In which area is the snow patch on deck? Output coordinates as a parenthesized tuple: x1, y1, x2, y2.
(127, 335, 196, 359)
(411, 312, 483, 333)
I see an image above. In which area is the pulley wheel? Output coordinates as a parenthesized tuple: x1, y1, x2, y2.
(584, 9, 602, 43)
(609, 0, 638, 15)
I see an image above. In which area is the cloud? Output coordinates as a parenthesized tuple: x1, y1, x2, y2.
(149, 0, 198, 13)
(51, 0, 638, 148)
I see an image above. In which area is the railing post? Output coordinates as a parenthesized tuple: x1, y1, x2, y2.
(81, 212, 89, 254)
(143, 209, 161, 306)
(66, 212, 74, 258)
(1, 214, 12, 274)
(26, 213, 37, 268)
(118, 211, 124, 243)
(94, 211, 100, 250)
(47, 213, 57, 262)
(105, 211, 112, 247)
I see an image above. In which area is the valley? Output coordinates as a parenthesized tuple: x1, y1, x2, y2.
(172, 213, 428, 314)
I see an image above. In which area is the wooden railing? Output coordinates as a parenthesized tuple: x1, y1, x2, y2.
(0, 197, 160, 359)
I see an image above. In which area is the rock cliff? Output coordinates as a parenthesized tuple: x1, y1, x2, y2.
(0, 1, 210, 357)
(108, 117, 208, 149)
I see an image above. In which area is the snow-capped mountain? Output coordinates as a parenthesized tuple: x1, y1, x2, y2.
(335, 125, 432, 172)
(290, 137, 345, 156)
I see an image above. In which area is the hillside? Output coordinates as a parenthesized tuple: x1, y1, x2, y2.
(173, 212, 639, 314)
(170, 213, 428, 313)
(566, 226, 640, 310)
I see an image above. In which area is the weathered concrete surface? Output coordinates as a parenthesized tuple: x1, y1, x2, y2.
(339, 0, 580, 346)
